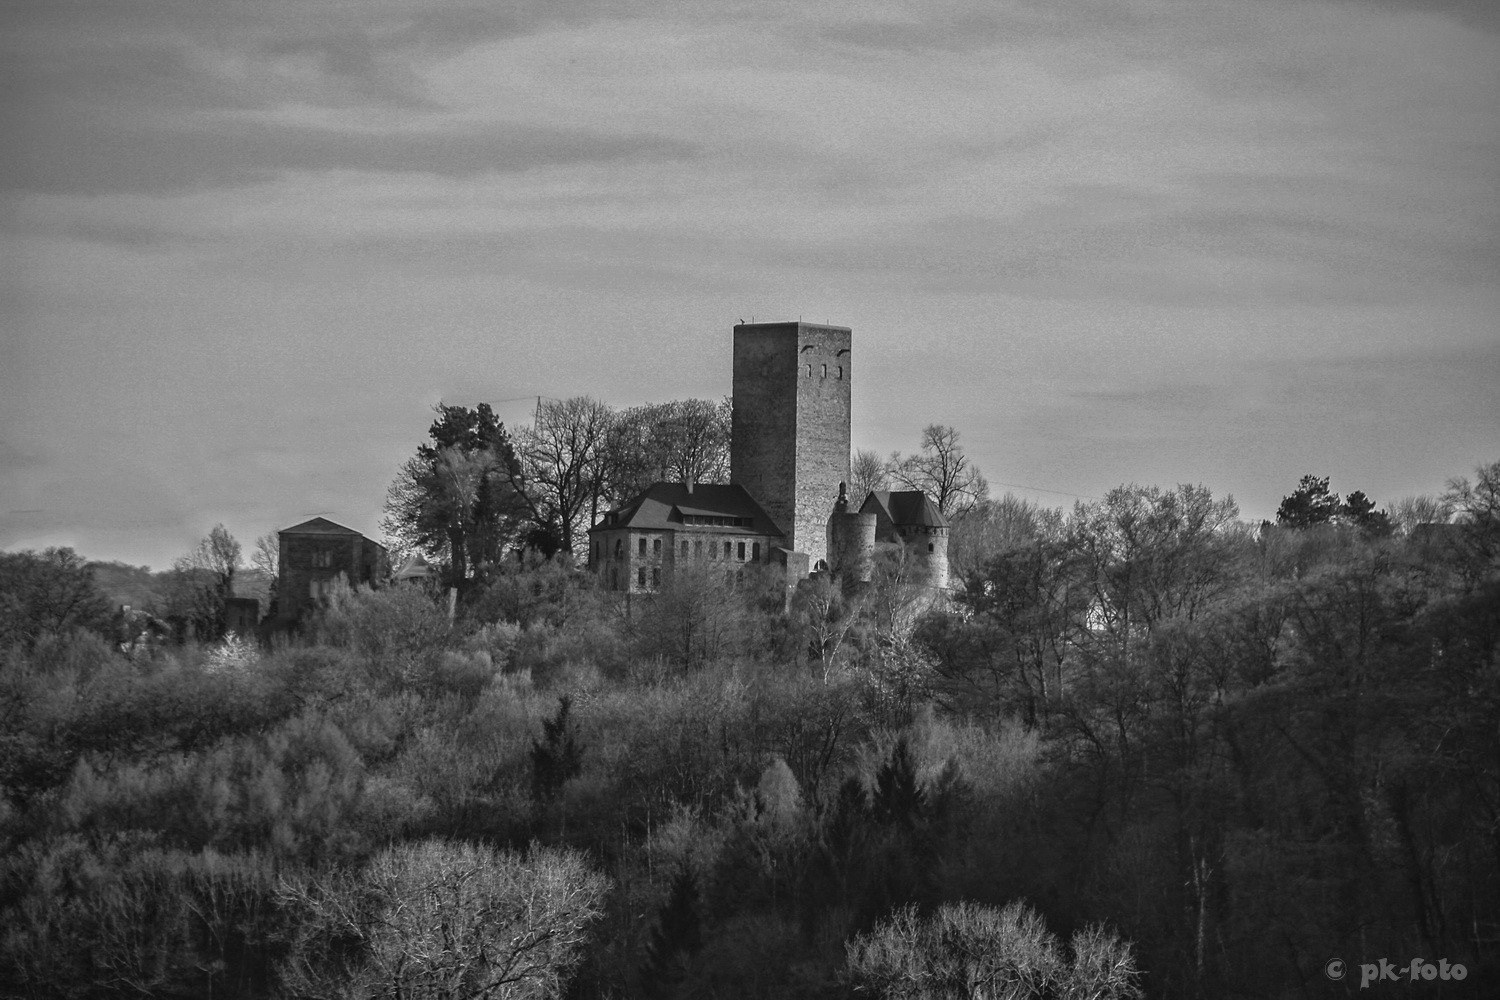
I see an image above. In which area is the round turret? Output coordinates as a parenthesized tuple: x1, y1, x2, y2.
(826, 483, 877, 585)
(906, 523, 949, 591)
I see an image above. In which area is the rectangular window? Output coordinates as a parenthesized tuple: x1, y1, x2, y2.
(682, 540, 690, 558)
(694, 540, 703, 558)
(312, 550, 331, 568)
(637, 567, 646, 587)
(723, 541, 732, 559)
(639, 537, 647, 555)
(653, 538, 661, 555)
(737, 541, 745, 560)
(652, 567, 660, 587)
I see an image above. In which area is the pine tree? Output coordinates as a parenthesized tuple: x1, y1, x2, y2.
(1276, 475, 1341, 528)
(873, 738, 925, 829)
(529, 696, 583, 804)
(1339, 490, 1393, 536)
(639, 865, 703, 997)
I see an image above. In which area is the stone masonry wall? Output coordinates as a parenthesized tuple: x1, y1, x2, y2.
(731, 324, 800, 545)
(793, 324, 851, 568)
(591, 528, 781, 593)
(731, 322, 851, 569)
(278, 533, 359, 621)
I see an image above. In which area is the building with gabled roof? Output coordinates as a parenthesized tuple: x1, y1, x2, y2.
(275, 517, 386, 622)
(588, 482, 792, 593)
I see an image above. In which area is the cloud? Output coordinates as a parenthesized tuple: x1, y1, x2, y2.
(1, 0, 1495, 566)
(1, 116, 696, 195)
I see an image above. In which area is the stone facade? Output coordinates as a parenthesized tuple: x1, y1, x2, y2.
(731, 322, 851, 569)
(276, 517, 386, 622)
(588, 482, 782, 594)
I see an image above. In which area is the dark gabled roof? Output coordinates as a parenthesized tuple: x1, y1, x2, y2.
(590, 482, 786, 537)
(280, 516, 363, 535)
(279, 517, 385, 551)
(860, 490, 948, 529)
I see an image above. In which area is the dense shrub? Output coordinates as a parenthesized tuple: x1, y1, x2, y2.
(0, 837, 287, 1000)
(309, 582, 455, 693)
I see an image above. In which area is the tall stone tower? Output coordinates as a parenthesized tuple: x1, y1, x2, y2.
(730, 321, 852, 568)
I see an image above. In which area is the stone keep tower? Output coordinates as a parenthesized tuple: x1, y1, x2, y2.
(731, 321, 852, 569)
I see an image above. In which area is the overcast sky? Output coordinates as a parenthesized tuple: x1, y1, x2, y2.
(2, 0, 1496, 569)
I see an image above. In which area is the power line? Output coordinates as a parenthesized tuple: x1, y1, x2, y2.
(989, 481, 1102, 503)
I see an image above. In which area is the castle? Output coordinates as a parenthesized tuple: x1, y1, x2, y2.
(587, 321, 949, 595)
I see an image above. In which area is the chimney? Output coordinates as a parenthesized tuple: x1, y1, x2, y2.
(686, 477, 694, 495)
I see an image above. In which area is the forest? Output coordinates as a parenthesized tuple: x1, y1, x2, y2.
(1, 408, 1496, 998)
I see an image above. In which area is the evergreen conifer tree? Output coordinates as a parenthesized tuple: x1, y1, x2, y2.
(639, 865, 703, 997)
(529, 696, 583, 804)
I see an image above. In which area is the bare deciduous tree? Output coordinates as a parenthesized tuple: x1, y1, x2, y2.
(250, 532, 278, 580)
(516, 396, 616, 555)
(279, 839, 608, 1000)
(604, 398, 731, 503)
(1387, 495, 1452, 534)
(850, 448, 888, 503)
(947, 493, 1065, 581)
(887, 425, 988, 517)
